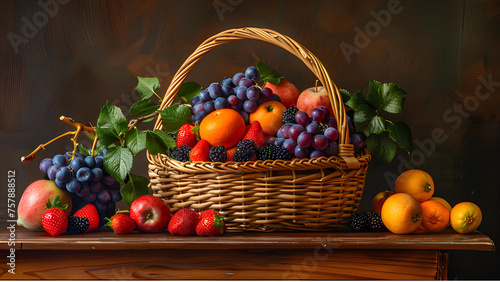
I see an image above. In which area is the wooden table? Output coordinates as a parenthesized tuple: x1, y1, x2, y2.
(0, 227, 494, 280)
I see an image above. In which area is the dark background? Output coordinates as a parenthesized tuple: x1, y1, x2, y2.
(1, 0, 499, 279)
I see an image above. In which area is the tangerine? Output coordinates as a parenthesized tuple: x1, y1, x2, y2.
(249, 101, 286, 136)
(429, 197, 452, 212)
(199, 109, 246, 149)
(381, 193, 423, 234)
(450, 202, 482, 234)
(418, 200, 450, 233)
(394, 169, 434, 202)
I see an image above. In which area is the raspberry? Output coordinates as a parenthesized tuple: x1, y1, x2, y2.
(282, 106, 299, 124)
(233, 140, 257, 162)
(168, 145, 191, 162)
(209, 146, 227, 162)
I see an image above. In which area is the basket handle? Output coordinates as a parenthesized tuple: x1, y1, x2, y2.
(154, 27, 359, 168)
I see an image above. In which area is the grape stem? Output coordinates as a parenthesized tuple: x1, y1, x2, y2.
(21, 116, 96, 162)
(126, 111, 160, 133)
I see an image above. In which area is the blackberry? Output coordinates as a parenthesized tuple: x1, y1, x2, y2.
(168, 145, 191, 162)
(348, 212, 370, 232)
(257, 144, 292, 161)
(282, 106, 299, 124)
(167, 132, 177, 141)
(209, 146, 227, 162)
(66, 216, 90, 235)
(233, 140, 257, 162)
(368, 213, 387, 232)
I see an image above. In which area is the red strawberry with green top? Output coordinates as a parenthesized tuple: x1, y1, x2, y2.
(196, 209, 226, 236)
(226, 147, 236, 162)
(176, 124, 198, 148)
(190, 139, 211, 162)
(243, 121, 267, 148)
(73, 204, 100, 232)
(42, 195, 69, 236)
(106, 213, 136, 234)
(168, 208, 201, 235)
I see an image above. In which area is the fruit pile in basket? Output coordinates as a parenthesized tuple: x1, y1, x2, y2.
(348, 169, 483, 234)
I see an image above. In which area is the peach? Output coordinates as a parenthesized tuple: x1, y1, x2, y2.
(296, 86, 334, 116)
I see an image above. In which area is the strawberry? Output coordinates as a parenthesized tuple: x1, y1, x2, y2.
(73, 204, 100, 232)
(176, 124, 198, 148)
(41, 196, 69, 236)
(196, 209, 225, 236)
(243, 121, 266, 148)
(226, 147, 237, 162)
(190, 139, 211, 162)
(168, 208, 201, 235)
(106, 214, 136, 234)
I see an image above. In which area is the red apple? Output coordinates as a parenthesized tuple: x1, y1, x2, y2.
(296, 86, 334, 116)
(371, 190, 395, 213)
(17, 180, 73, 230)
(130, 195, 171, 233)
(263, 79, 301, 108)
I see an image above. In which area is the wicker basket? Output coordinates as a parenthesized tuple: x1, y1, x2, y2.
(147, 27, 371, 232)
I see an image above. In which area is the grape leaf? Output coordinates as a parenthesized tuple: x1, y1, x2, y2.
(125, 128, 147, 156)
(345, 91, 366, 110)
(353, 104, 377, 136)
(146, 129, 176, 155)
(339, 89, 352, 103)
(176, 81, 202, 103)
(366, 79, 383, 108)
(158, 104, 192, 133)
(96, 101, 128, 138)
(378, 83, 407, 113)
(78, 144, 91, 157)
(130, 99, 159, 117)
(257, 61, 283, 85)
(387, 121, 413, 153)
(366, 132, 397, 163)
(103, 146, 133, 183)
(136, 77, 160, 100)
(120, 174, 150, 206)
(94, 127, 120, 146)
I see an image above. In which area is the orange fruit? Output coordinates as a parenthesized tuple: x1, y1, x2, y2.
(418, 200, 450, 233)
(381, 193, 423, 234)
(263, 79, 300, 108)
(450, 202, 482, 234)
(394, 169, 434, 202)
(249, 101, 286, 136)
(429, 197, 452, 212)
(199, 109, 246, 149)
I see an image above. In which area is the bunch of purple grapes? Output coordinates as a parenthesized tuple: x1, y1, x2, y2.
(39, 150, 121, 220)
(190, 66, 280, 124)
(275, 106, 364, 159)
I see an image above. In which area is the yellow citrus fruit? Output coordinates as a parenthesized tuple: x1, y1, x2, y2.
(199, 109, 246, 149)
(394, 169, 434, 202)
(249, 101, 286, 136)
(381, 193, 423, 234)
(450, 202, 482, 234)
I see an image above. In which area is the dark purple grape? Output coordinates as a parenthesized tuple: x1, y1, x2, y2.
(107, 201, 116, 213)
(288, 124, 305, 140)
(282, 139, 297, 156)
(316, 106, 330, 121)
(81, 192, 96, 204)
(106, 180, 121, 191)
(90, 181, 102, 193)
(214, 97, 228, 110)
(66, 177, 81, 193)
(260, 87, 273, 100)
(295, 111, 310, 127)
(76, 183, 90, 197)
(297, 132, 312, 147)
(312, 134, 329, 150)
(232, 72, 245, 85)
(76, 167, 92, 183)
(311, 108, 326, 122)
(101, 175, 115, 186)
(239, 77, 254, 88)
(243, 100, 257, 113)
(47, 165, 57, 180)
(192, 101, 205, 114)
(204, 101, 215, 113)
(294, 145, 310, 159)
(309, 150, 324, 159)
(274, 138, 286, 147)
(91, 167, 103, 182)
(269, 94, 281, 103)
(350, 133, 364, 153)
(94, 201, 108, 215)
(52, 154, 67, 168)
(278, 124, 292, 139)
(235, 86, 248, 100)
(70, 157, 85, 171)
(208, 83, 222, 99)
(230, 105, 239, 111)
(324, 127, 339, 142)
(199, 90, 211, 102)
(325, 117, 337, 129)
(39, 158, 53, 174)
(221, 77, 234, 87)
(323, 142, 338, 157)
(56, 166, 71, 182)
(228, 95, 238, 106)
(222, 85, 234, 97)
(239, 110, 249, 124)
(190, 95, 200, 106)
(347, 116, 355, 134)
(194, 111, 208, 122)
(84, 156, 96, 168)
(246, 86, 260, 101)
(55, 179, 66, 189)
(244, 66, 260, 81)
(97, 189, 111, 204)
(94, 156, 103, 168)
(305, 121, 321, 135)
(110, 190, 122, 202)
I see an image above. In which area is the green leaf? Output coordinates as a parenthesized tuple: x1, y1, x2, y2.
(345, 91, 366, 110)
(103, 146, 133, 183)
(124, 128, 147, 156)
(366, 132, 397, 163)
(78, 144, 91, 157)
(378, 83, 407, 113)
(95, 127, 120, 146)
(176, 81, 202, 103)
(257, 61, 283, 85)
(146, 130, 176, 155)
(92, 139, 109, 156)
(129, 99, 159, 117)
(369, 116, 387, 135)
(339, 89, 352, 103)
(136, 77, 160, 100)
(366, 79, 383, 108)
(158, 104, 193, 133)
(97, 101, 129, 137)
(120, 174, 150, 207)
(387, 121, 413, 153)
(353, 104, 377, 136)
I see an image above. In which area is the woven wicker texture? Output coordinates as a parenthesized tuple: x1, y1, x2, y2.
(147, 27, 371, 232)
